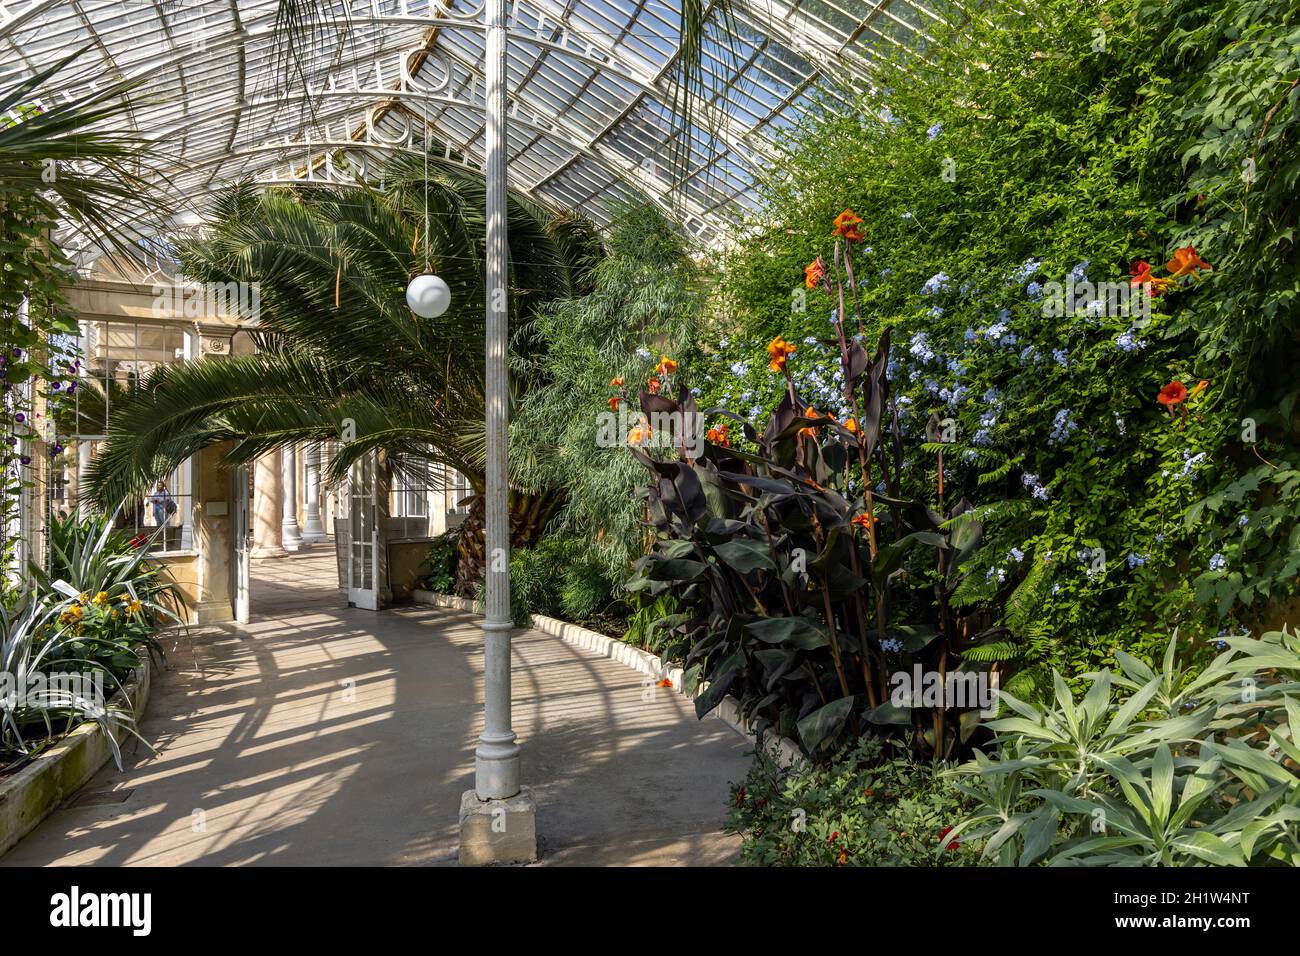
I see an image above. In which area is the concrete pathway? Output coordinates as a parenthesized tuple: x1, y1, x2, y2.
(3, 549, 752, 866)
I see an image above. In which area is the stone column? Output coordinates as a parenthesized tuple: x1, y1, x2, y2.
(251, 448, 287, 557)
(459, 0, 535, 868)
(301, 444, 327, 543)
(193, 442, 234, 624)
(281, 443, 303, 551)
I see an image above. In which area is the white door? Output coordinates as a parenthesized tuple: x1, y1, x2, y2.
(232, 463, 251, 624)
(347, 453, 380, 610)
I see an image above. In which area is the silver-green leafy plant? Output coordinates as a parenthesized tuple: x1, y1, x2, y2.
(945, 630, 1300, 866)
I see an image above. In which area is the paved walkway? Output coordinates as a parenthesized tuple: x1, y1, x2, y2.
(3, 549, 751, 866)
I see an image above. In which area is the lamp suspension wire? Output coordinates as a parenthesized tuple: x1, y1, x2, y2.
(423, 120, 431, 274)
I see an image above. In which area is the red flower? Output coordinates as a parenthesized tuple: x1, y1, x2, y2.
(128, 533, 148, 549)
(1130, 259, 1172, 295)
(939, 826, 961, 850)
(1157, 381, 1188, 406)
(608, 395, 621, 412)
(735, 787, 746, 807)
(646, 376, 661, 395)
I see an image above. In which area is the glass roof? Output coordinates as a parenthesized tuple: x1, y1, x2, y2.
(0, 0, 953, 250)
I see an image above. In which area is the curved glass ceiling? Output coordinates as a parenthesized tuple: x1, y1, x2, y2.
(1, 0, 950, 248)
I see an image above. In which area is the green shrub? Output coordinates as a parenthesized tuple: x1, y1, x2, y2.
(947, 629, 1300, 866)
(621, 593, 678, 650)
(420, 529, 461, 594)
(726, 736, 984, 866)
(559, 560, 613, 621)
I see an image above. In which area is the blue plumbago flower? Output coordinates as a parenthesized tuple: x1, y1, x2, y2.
(803, 336, 819, 346)
(880, 638, 903, 653)
(948, 385, 969, 406)
(1177, 450, 1207, 480)
(1051, 583, 1062, 594)
(979, 411, 998, 428)
(887, 358, 901, 378)
(1042, 549, 1053, 561)
(1115, 329, 1146, 352)
(909, 332, 936, 363)
(1084, 299, 1108, 318)
(1069, 261, 1090, 283)
(1155, 533, 1166, 543)
(929, 306, 945, 318)
(973, 428, 992, 446)
(900, 211, 914, 221)
(1009, 547, 1024, 562)
(1209, 553, 1227, 572)
(862, 246, 873, 255)
(1052, 348, 1069, 367)
(1114, 413, 1126, 436)
(1026, 281, 1045, 299)
(1048, 408, 1078, 445)
(926, 121, 943, 140)
(1216, 639, 1229, 651)
(690, 387, 702, 397)
(741, 390, 754, 402)
(1019, 345, 1038, 362)
(986, 566, 1007, 583)
(984, 321, 1008, 341)
(719, 336, 729, 348)
(1127, 553, 1148, 568)
(961, 449, 977, 462)
(635, 347, 653, 362)
(1012, 257, 1042, 282)
(963, 327, 977, 343)
(924, 378, 941, 395)
(880, 106, 897, 124)
(921, 271, 951, 295)
(947, 358, 966, 375)
(880, 268, 894, 279)
(830, 308, 839, 325)
(749, 406, 762, 419)
(1238, 515, 1249, 527)
(983, 386, 1001, 404)
(730, 361, 747, 376)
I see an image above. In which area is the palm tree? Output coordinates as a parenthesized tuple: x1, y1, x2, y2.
(83, 153, 602, 592)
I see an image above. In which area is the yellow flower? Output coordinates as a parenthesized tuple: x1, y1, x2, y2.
(125, 599, 143, 616)
(655, 355, 678, 377)
(78, 592, 90, 604)
(92, 591, 109, 606)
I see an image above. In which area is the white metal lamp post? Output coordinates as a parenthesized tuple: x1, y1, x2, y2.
(457, 0, 535, 865)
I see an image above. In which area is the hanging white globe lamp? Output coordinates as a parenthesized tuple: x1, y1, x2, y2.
(406, 273, 451, 318)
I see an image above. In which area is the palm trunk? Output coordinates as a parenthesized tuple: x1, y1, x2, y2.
(454, 486, 562, 596)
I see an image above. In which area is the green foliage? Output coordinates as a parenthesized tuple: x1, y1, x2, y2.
(559, 561, 613, 622)
(947, 630, 1300, 865)
(510, 205, 703, 576)
(621, 593, 679, 651)
(1, 510, 176, 770)
(725, 736, 983, 866)
(703, 0, 1300, 691)
(420, 529, 461, 595)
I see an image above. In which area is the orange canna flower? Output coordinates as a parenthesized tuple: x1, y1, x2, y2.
(851, 512, 878, 531)
(646, 376, 661, 395)
(799, 408, 824, 438)
(837, 848, 849, 866)
(656, 678, 673, 688)
(805, 258, 827, 289)
(706, 424, 731, 448)
(1157, 381, 1189, 406)
(656, 355, 678, 377)
(608, 395, 621, 412)
(609, 376, 624, 387)
(1166, 245, 1211, 279)
(844, 418, 858, 433)
(767, 336, 797, 373)
(832, 208, 865, 243)
(627, 423, 652, 445)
